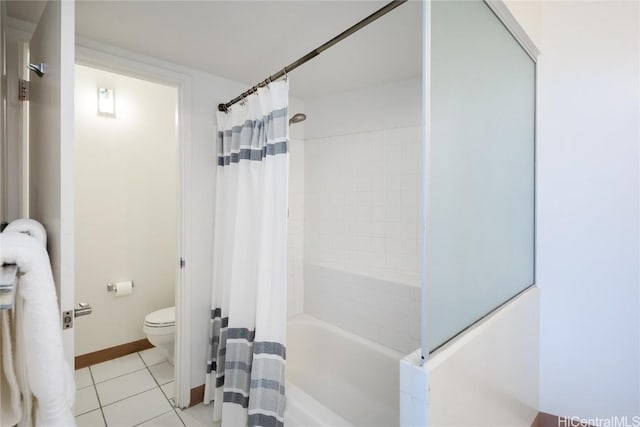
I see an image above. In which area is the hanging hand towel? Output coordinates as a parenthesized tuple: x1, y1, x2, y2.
(0, 231, 75, 427)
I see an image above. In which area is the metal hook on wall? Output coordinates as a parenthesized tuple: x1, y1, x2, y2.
(27, 62, 46, 78)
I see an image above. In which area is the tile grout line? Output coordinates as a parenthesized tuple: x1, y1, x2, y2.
(137, 352, 186, 427)
(80, 351, 177, 426)
(93, 367, 147, 385)
(92, 358, 165, 385)
(131, 410, 175, 427)
(172, 399, 187, 427)
(90, 353, 164, 414)
(96, 382, 160, 409)
(87, 365, 108, 426)
(76, 383, 94, 392)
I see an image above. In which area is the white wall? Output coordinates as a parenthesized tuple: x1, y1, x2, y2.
(74, 64, 178, 355)
(504, 1, 543, 50)
(537, 1, 640, 422)
(304, 77, 421, 140)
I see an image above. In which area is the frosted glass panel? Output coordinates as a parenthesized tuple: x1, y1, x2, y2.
(425, 0, 535, 351)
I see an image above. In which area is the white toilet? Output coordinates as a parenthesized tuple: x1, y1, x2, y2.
(143, 306, 175, 364)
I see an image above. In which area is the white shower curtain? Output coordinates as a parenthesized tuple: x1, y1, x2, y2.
(204, 80, 289, 427)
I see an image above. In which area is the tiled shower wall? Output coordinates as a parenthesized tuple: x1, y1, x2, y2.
(296, 78, 422, 353)
(302, 124, 422, 354)
(287, 138, 305, 317)
(303, 125, 422, 284)
(305, 264, 421, 354)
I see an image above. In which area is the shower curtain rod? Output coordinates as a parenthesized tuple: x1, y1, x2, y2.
(218, 0, 408, 112)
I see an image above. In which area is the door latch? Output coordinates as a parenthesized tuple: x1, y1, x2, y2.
(62, 310, 73, 329)
(18, 79, 29, 101)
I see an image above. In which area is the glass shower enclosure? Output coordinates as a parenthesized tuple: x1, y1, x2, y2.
(422, 0, 536, 354)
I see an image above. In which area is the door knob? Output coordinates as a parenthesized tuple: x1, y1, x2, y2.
(74, 302, 93, 318)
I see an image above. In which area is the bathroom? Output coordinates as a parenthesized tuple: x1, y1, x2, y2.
(2, 1, 527, 425)
(73, 63, 180, 405)
(4, 0, 637, 426)
(12, 0, 424, 423)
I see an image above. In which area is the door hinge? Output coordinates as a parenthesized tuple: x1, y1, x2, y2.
(180, 258, 185, 269)
(18, 79, 29, 101)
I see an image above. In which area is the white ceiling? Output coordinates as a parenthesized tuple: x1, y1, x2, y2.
(6, 1, 422, 100)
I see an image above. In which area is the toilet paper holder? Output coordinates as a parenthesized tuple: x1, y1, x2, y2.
(106, 282, 135, 292)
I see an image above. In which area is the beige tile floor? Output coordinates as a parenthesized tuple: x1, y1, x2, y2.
(74, 348, 212, 427)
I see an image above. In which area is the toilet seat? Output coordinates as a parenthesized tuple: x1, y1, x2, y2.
(143, 306, 175, 364)
(144, 306, 175, 329)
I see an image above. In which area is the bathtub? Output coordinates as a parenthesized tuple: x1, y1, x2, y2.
(284, 314, 403, 427)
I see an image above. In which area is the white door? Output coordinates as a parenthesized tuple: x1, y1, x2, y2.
(28, 0, 75, 368)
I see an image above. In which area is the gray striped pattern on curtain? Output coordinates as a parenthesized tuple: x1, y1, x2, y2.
(217, 107, 288, 166)
(206, 308, 228, 388)
(208, 312, 287, 427)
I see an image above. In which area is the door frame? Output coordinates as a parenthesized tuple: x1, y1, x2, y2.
(75, 38, 193, 409)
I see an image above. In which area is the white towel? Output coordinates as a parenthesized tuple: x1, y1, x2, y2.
(15, 296, 33, 427)
(1, 310, 22, 427)
(0, 232, 75, 427)
(5, 219, 47, 247)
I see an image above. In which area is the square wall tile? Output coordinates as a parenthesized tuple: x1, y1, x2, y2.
(304, 126, 422, 350)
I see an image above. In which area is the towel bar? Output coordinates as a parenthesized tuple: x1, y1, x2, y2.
(1, 264, 18, 310)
